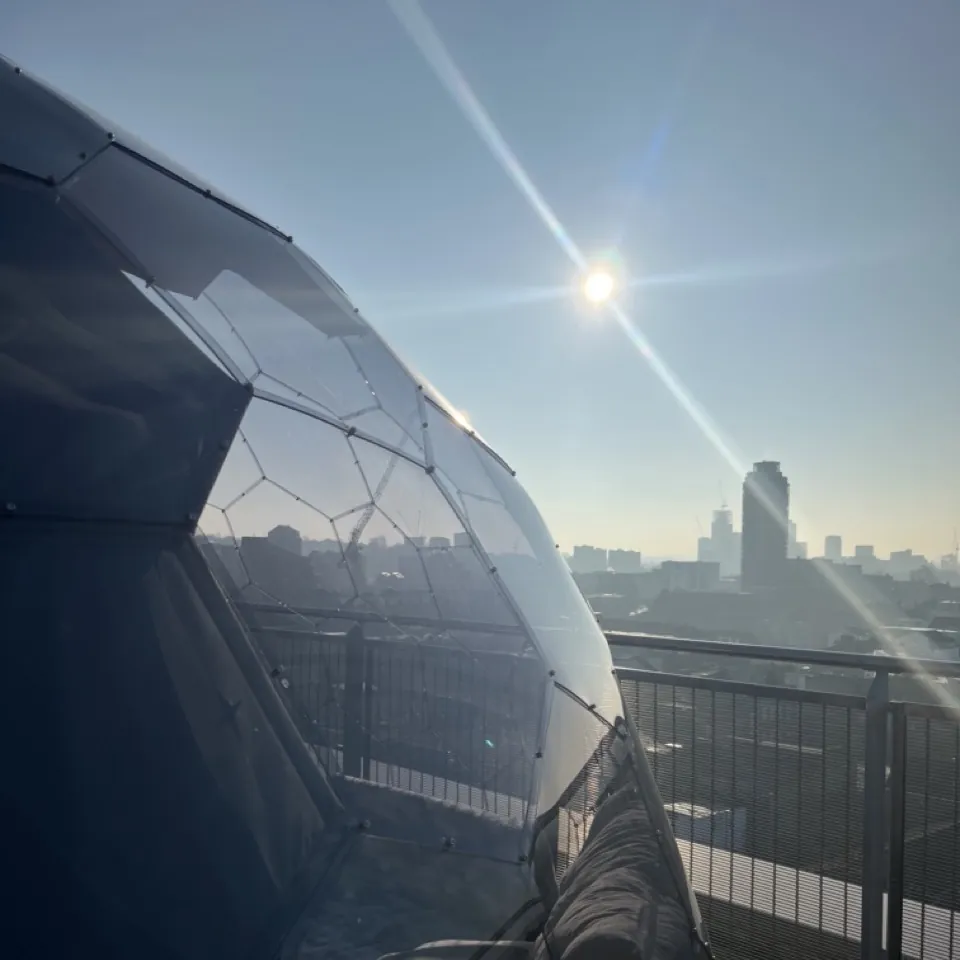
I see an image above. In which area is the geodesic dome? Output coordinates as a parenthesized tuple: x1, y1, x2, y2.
(1, 54, 705, 960)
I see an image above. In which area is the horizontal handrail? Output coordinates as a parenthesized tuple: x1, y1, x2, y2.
(605, 630, 960, 679)
(234, 601, 525, 637)
(615, 665, 867, 709)
(249, 623, 537, 660)
(231, 599, 960, 677)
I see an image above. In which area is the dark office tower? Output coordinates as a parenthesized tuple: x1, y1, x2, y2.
(741, 461, 790, 590)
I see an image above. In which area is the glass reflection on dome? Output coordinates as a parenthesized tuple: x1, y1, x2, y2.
(64, 146, 425, 460)
(64, 139, 626, 859)
(0, 59, 715, 960)
(427, 405, 621, 722)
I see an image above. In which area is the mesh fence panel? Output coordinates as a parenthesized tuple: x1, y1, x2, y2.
(621, 672, 863, 960)
(899, 710, 960, 960)
(249, 616, 544, 826)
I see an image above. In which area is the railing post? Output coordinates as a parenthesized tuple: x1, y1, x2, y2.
(342, 623, 366, 778)
(362, 635, 375, 781)
(886, 703, 907, 960)
(861, 670, 889, 960)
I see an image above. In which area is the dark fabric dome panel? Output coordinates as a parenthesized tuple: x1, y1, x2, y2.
(0, 524, 337, 960)
(0, 176, 249, 524)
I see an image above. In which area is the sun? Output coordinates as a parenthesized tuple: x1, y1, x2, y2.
(582, 269, 615, 305)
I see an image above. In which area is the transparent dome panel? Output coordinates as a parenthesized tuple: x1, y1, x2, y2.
(340, 436, 524, 634)
(62, 146, 424, 458)
(199, 397, 377, 611)
(536, 686, 620, 876)
(424, 400, 504, 507)
(440, 437, 623, 722)
(197, 395, 548, 855)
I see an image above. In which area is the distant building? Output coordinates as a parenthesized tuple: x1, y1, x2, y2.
(696, 505, 740, 577)
(608, 548, 643, 574)
(787, 522, 807, 560)
(711, 506, 740, 578)
(575, 569, 664, 621)
(661, 560, 721, 593)
(570, 544, 608, 574)
(855, 545, 875, 561)
(741, 461, 790, 590)
(633, 590, 760, 643)
(697, 536, 715, 563)
(268, 524, 303, 556)
(241, 536, 316, 605)
(890, 549, 928, 580)
(824, 536, 843, 561)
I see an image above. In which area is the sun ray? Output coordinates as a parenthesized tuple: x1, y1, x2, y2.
(388, 0, 959, 713)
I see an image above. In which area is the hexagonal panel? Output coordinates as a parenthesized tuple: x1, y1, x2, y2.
(223, 478, 359, 610)
(424, 401, 502, 507)
(206, 427, 263, 512)
(333, 502, 403, 553)
(168, 286, 262, 381)
(420, 540, 519, 629)
(346, 408, 424, 462)
(464, 447, 623, 724)
(238, 397, 373, 521)
(365, 447, 464, 545)
(345, 334, 424, 448)
(63, 146, 424, 454)
(332, 504, 438, 621)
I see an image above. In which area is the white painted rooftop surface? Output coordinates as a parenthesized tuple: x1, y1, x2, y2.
(681, 839, 958, 960)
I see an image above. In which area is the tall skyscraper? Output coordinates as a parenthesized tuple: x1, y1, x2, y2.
(824, 535, 843, 561)
(741, 461, 790, 590)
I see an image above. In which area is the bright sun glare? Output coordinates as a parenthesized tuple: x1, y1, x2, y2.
(582, 269, 615, 304)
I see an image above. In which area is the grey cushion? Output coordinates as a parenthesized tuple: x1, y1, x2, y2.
(535, 785, 699, 960)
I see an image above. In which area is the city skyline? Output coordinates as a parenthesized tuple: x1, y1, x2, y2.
(563, 471, 958, 569)
(5, 1, 958, 559)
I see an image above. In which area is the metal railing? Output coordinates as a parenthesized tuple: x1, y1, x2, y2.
(245, 607, 544, 820)
(236, 600, 960, 960)
(610, 630, 960, 960)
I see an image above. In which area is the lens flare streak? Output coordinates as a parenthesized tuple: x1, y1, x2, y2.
(390, 0, 957, 714)
(388, 0, 584, 270)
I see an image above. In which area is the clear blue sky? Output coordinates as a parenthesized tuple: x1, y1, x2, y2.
(5, 0, 959, 558)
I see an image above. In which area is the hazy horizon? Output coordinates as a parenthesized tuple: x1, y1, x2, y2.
(4, 0, 959, 558)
